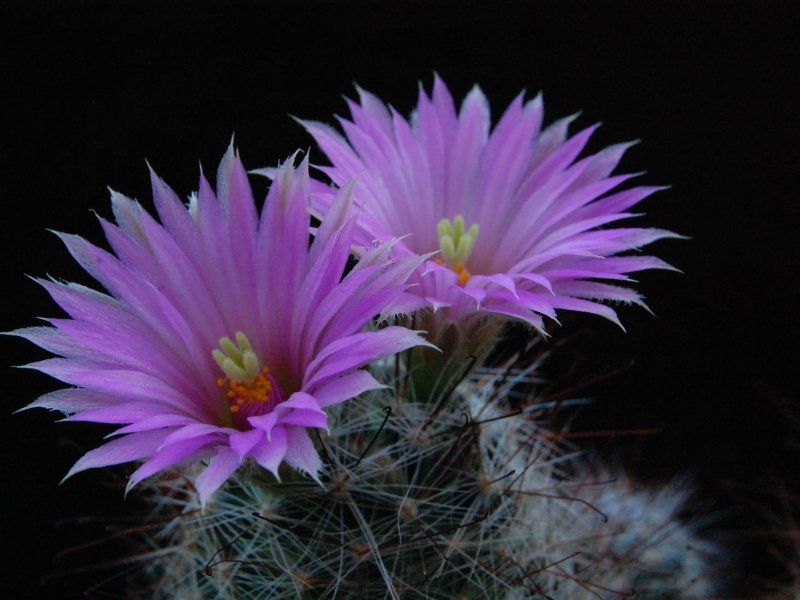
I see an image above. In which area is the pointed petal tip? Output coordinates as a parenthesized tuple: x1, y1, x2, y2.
(566, 110, 583, 124)
(46, 227, 67, 239)
(606, 311, 626, 332)
(123, 478, 136, 498)
(463, 83, 488, 106)
(299, 149, 311, 170)
(664, 230, 690, 241)
(410, 330, 441, 352)
(289, 113, 307, 128)
(12, 401, 38, 415)
(352, 80, 367, 97)
(61, 455, 92, 485)
(248, 166, 277, 179)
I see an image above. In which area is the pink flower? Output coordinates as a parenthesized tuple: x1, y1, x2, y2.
(301, 77, 679, 331)
(15, 146, 430, 503)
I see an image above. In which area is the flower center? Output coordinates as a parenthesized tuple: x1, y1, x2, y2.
(212, 332, 273, 414)
(436, 215, 479, 286)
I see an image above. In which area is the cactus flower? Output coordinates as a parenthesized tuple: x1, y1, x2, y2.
(301, 77, 679, 331)
(14, 146, 430, 503)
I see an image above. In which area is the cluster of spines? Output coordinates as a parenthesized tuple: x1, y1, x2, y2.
(116, 356, 720, 599)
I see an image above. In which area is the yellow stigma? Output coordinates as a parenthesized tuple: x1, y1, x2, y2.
(436, 215, 479, 286)
(212, 332, 273, 414)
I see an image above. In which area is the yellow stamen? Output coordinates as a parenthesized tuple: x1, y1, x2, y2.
(213, 332, 273, 415)
(436, 215, 478, 286)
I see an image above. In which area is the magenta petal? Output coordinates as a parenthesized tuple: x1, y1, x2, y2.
(19, 388, 108, 414)
(305, 327, 434, 390)
(196, 447, 241, 506)
(19, 146, 429, 501)
(247, 411, 280, 437)
(481, 302, 546, 332)
(109, 189, 149, 243)
(229, 428, 265, 459)
(11, 326, 94, 361)
(160, 423, 230, 448)
(128, 434, 218, 488)
(252, 425, 288, 480)
(27, 359, 204, 417)
(312, 370, 385, 408)
(380, 292, 430, 320)
(112, 414, 196, 435)
(63, 430, 171, 481)
(277, 393, 328, 429)
(279, 408, 329, 430)
(589, 255, 678, 274)
(471, 274, 519, 298)
(283, 426, 322, 482)
(453, 285, 487, 309)
(511, 272, 555, 293)
(149, 169, 201, 255)
(551, 295, 623, 328)
(62, 402, 171, 424)
(303, 78, 678, 328)
(278, 391, 323, 412)
(427, 297, 453, 313)
(217, 143, 258, 239)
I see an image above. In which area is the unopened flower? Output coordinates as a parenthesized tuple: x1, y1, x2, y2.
(301, 77, 679, 331)
(14, 146, 430, 503)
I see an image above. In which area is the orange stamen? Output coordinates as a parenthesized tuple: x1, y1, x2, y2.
(217, 366, 272, 414)
(434, 258, 472, 287)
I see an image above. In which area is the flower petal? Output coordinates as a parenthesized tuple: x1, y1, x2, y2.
(283, 426, 322, 483)
(252, 425, 288, 480)
(312, 370, 386, 408)
(128, 434, 218, 489)
(63, 430, 171, 481)
(196, 447, 241, 506)
(303, 78, 678, 329)
(195, 446, 241, 506)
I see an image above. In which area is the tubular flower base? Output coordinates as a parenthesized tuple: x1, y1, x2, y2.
(107, 359, 722, 599)
(301, 77, 681, 332)
(13, 146, 430, 504)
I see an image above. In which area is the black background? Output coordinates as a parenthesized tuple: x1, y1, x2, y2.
(2, 1, 799, 597)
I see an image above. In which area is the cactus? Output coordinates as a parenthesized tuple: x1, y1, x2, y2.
(123, 355, 721, 599)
